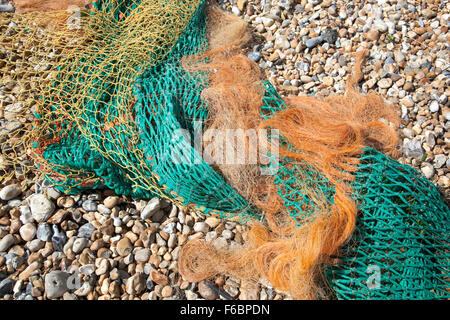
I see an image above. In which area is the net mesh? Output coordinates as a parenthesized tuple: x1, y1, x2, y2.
(0, 0, 448, 299)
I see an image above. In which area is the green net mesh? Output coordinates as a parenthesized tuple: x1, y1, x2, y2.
(0, 0, 448, 299)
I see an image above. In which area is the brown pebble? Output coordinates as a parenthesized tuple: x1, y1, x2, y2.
(116, 237, 133, 256)
(150, 269, 168, 286)
(161, 286, 173, 298)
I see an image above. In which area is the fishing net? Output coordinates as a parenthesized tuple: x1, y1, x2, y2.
(0, 0, 448, 300)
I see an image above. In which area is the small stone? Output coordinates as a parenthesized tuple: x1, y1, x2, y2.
(140, 198, 160, 220)
(45, 271, 69, 299)
(0, 278, 14, 296)
(186, 290, 199, 300)
(36, 223, 53, 242)
(26, 239, 44, 252)
(193, 222, 209, 233)
(56, 197, 74, 208)
(222, 229, 234, 240)
(0, 5, 15, 13)
(126, 273, 146, 295)
(305, 36, 323, 48)
(198, 281, 218, 300)
(135, 248, 150, 262)
(425, 131, 436, 148)
(377, 78, 393, 89)
(275, 35, 290, 50)
(261, 17, 274, 27)
(402, 139, 424, 160)
(433, 155, 447, 169)
(161, 285, 173, 298)
(321, 28, 338, 44)
(72, 238, 88, 254)
(150, 270, 168, 286)
(300, 75, 313, 83)
(19, 205, 34, 224)
(365, 29, 379, 41)
(0, 184, 22, 200)
(231, 6, 241, 16)
(167, 233, 177, 248)
(429, 101, 440, 113)
(402, 128, 415, 139)
(116, 237, 133, 256)
(78, 223, 96, 238)
(74, 282, 92, 297)
(248, 51, 262, 62)
(28, 194, 55, 222)
(205, 217, 220, 228)
(421, 163, 435, 179)
(0, 234, 16, 252)
(82, 200, 97, 212)
(51, 225, 67, 252)
(79, 264, 95, 276)
(163, 222, 177, 234)
(19, 223, 36, 241)
(103, 196, 119, 209)
(95, 259, 110, 276)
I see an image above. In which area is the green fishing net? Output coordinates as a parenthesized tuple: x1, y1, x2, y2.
(0, 0, 448, 299)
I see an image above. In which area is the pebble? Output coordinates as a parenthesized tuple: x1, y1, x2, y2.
(0, 5, 14, 13)
(198, 281, 218, 300)
(429, 101, 440, 113)
(140, 197, 160, 220)
(433, 155, 447, 169)
(82, 200, 97, 212)
(421, 163, 435, 179)
(78, 223, 96, 238)
(0, 278, 14, 296)
(51, 225, 67, 252)
(0, 234, 16, 252)
(161, 285, 173, 298)
(19, 205, 34, 224)
(19, 223, 36, 241)
(305, 36, 323, 48)
(248, 51, 262, 62)
(116, 237, 133, 256)
(135, 248, 150, 262)
(45, 271, 69, 299)
(0, 184, 22, 200)
(402, 138, 424, 160)
(72, 237, 88, 254)
(103, 196, 119, 209)
(193, 222, 209, 233)
(36, 223, 53, 242)
(377, 78, 393, 89)
(28, 194, 55, 222)
(321, 28, 338, 44)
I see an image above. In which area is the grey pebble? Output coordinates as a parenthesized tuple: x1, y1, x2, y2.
(140, 197, 160, 220)
(36, 223, 53, 242)
(52, 225, 67, 252)
(78, 223, 96, 238)
(305, 36, 323, 49)
(45, 271, 70, 299)
(0, 184, 22, 201)
(248, 51, 262, 62)
(82, 200, 97, 212)
(0, 278, 14, 297)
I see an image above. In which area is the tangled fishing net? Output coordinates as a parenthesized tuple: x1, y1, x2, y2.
(0, 0, 448, 299)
